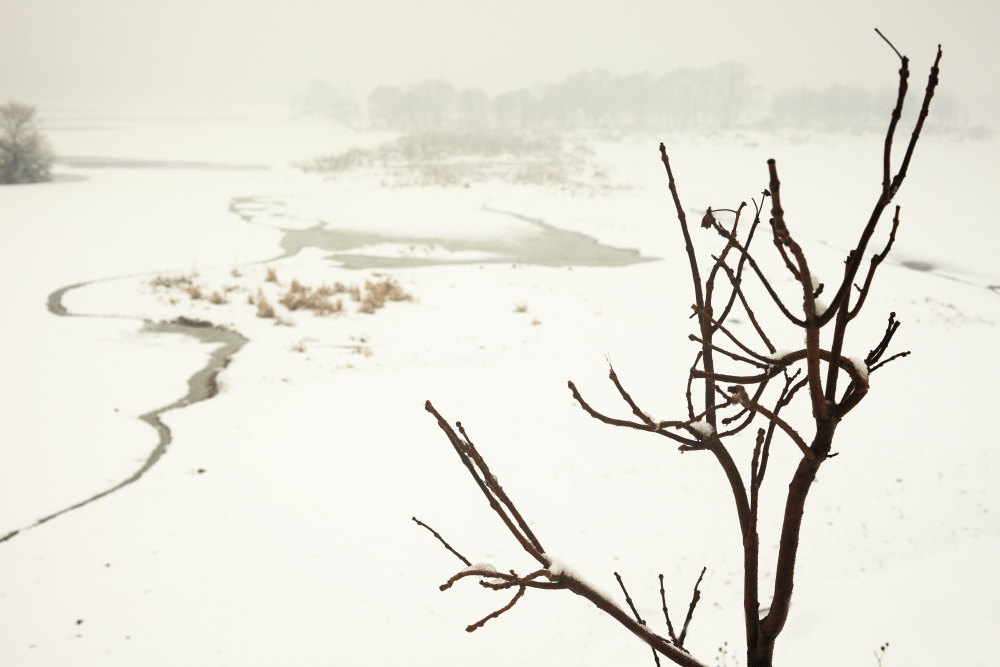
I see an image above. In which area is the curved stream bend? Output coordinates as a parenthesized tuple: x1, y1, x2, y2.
(0, 285, 247, 544)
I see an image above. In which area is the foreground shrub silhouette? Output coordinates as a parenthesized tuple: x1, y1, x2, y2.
(416, 32, 942, 667)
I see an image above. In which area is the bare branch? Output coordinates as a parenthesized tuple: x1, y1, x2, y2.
(692, 305, 774, 365)
(869, 350, 910, 373)
(711, 198, 769, 344)
(568, 380, 699, 448)
(848, 205, 900, 321)
(727, 386, 814, 460)
(425, 401, 547, 565)
(466, 583, 527, 632)
(688, 334, 770, 368)
(609, 364, 657, 426)
(659, 574, 680, 645)
(456, 420, 547, 557)
(412, 516, 471, 567)
(660, 143, 705, 314)
(766, 158, 828, 420)
(877, 28, 908, 202)
(616, 572, 663, 667)
(711, 219, 806, 326)
(713, 254, 777, 353)
(678, 567, 707, 648)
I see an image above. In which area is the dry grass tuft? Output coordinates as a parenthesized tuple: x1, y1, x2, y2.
(208, 291, 227, 305)
(317, 282, 348, 297)
(359, 277, 413, 314)
(151, 274, 195, 290)
(265, 267, 279, 283)
(256, 291, 275, 318)
(279, 282, 344, 315)
(513, 302, 528, 313)
(230, 267, 242, 278)
(186, 285, 203, 300)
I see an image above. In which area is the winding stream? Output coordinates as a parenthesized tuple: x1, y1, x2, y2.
(229, 196, 657, 269)
(2, 192, 655, 545)
(0, 285, 247, 544)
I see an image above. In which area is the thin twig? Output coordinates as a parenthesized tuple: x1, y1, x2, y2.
(568, 380, 698, 448)
(848, 206, 900, 320)
(688, 334, 770, 368)
(727, 386, 814, 460)
(609, 364, 656, 426)
(466, 584, 527, 632)
(692, 305, 774, 365)
(869, 350, 910, 373)
(678, 567, 707, 647)
(412, 516, 471, 567)
(714, 256, 776, 353)
(659, 574, 680, 645)
(616, 572, 662, 667)
(710, 220, 806, 326)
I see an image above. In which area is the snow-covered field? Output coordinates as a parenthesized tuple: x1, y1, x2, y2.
(1, 113, 997, 666)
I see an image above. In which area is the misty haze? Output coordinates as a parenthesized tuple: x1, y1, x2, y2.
(1, 2, 998, 666)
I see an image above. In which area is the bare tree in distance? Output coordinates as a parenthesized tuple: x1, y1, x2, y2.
(416, 31, 941, 667)
(0, 101, 53, 185)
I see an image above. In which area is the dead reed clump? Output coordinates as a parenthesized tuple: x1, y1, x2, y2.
(359, 277, 413, 314)
(256, 291, 275, 319)
(150, 274, 195, 290)
(317, 282, 348, 297)
(279, 282, 344, 316)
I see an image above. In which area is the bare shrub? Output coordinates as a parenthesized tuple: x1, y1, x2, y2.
(416, 36, 942, 667)
(0, 101, 53, 184)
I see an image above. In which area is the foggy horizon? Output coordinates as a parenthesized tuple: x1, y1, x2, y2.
(3, 0, 997, 122)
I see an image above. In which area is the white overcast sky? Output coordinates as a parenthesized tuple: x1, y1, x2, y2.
(1, 0, 997, 117)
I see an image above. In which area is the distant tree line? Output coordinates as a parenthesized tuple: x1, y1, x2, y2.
(295, 64, 967, 134)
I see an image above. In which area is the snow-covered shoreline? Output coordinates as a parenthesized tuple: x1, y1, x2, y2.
(1, 119, 997, 666)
